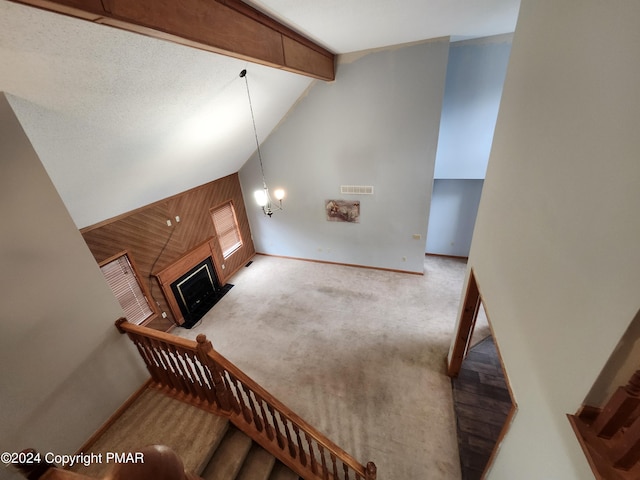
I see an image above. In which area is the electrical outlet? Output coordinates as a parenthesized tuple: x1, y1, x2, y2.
(166, 219, 172, 227)
(412, 234, 422, 240)
(161, 312, 167, 318)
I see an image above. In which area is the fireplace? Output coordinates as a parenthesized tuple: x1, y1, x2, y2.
(170, 257, 220, 328)
(154, 238, 233, 328)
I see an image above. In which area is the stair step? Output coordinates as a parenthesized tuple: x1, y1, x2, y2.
(195, 414, 231, 475)
(201, 426, 253, 480)
(70, 387, 228, 478)
(236, 444, 276, 480)
(268, 462, 299, 480)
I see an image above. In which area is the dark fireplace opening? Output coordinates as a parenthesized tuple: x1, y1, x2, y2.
(170, 257, 232, 329)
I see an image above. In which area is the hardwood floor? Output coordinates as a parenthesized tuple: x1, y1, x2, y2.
(452, 335, 513, 480)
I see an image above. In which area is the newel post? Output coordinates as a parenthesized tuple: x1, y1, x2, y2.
(592, 370, 640, 438)
(115, 317, 128, 334)
(196, 334, 233, 412)
(365, 461, 377, 480)
(13, 448, 53, 479)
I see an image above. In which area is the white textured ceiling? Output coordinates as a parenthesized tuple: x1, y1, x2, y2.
(0, 0, 520, 228)
(247, 0, 521, 52)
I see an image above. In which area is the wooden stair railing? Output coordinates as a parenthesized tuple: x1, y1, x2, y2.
(568, 370, 640, 479)
(115, 318, 377, 480)
(14, 446, 202, 480)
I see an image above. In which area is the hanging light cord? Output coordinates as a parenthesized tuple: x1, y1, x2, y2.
(240, 69, 267, 188)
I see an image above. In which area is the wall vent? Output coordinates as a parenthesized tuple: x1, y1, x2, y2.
(340, 185, 374, 195)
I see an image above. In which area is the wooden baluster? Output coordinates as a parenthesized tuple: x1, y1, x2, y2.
(254, 393, 274, 440)
(198, 361, 226, 410)
(220, 367, 244, 414)
(134, 334, 154, 366)
(222, 370, 242, 414)
(279, 412, 297, 458)
(132, 336, 161, 384)
(174, 346, 198, 395)
(148, 338, 177, 391)
(242, 384, 263, 431)
(181, 350, 208, 403)
(292, 424, 307, 466)
(268, 404, 286, 450)
(318, 444, 329, 480)
(181, 348, 205, 401)
(190, 352, 212, 390)
(343, 462, 350, 480)
(168, 344, 197, 398)
(185, 351, 217, 405)
(592, 370, 640, 438)
(195, 334, 233, 412)
(305, 433, 319, 475)
(153, 338, 187, 394)
(219, 362, 242, 414)
(139, 340, 163, 383)
(141, 336, 174, 391)
(330, 452, 338, 479)
(365, 462, 377, 480)
(228, 373, 252, 423)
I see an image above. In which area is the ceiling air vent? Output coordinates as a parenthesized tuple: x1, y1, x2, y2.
(340, 185, 374, 195)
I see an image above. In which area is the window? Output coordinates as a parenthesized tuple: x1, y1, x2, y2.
(211, 201, 243, 258)
(100, 253, 154, 325)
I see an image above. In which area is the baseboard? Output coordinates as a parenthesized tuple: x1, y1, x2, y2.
(255, 252, 424, 275)
(73, 378, 153, 457)
(425, 253, 469, 260)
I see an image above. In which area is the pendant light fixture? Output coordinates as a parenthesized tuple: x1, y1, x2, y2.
(240, 69, 285, 217)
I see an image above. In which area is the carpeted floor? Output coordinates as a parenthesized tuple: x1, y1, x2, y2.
(173, 254, 489, 479)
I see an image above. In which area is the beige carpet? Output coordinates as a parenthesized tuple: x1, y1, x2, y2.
(72, 388, 227, 477)
(174, 254, 489, 479)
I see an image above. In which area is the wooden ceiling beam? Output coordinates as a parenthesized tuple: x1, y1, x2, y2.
(10, 0, 335, 81)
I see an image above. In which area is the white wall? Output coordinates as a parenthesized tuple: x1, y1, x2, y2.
(239, 39, 449, 273)
(426, 36, 511, 257)
(456, 1, 640, 478)
(434, 36, 512, 180)
(0, 93, 148, 478)
(425, 179, 483, 257)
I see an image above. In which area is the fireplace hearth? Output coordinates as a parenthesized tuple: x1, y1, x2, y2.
(154, 238, 234, 328)
(169, 257, 232, 328)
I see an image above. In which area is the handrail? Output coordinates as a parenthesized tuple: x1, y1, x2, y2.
(116, 318, 377, 480)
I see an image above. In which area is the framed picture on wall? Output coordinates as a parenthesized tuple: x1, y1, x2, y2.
(325, 200, 360, 223)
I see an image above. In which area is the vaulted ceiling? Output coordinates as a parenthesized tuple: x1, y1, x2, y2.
(0, 0, 520, 228)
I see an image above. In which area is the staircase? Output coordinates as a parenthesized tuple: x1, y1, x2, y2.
(111, 319, 376, 480)
(71, 386, 297, 480)
(15, 320, 375, 480)
(202, 427, 296, 480)
(569, 370, 640, 479)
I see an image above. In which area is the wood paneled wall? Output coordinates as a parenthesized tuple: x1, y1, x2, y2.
(81, 173, 255, 331)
